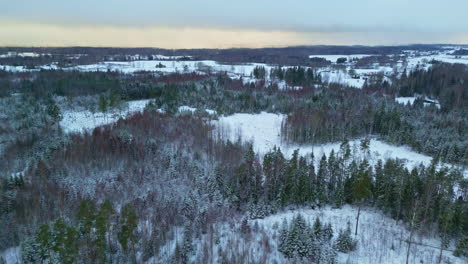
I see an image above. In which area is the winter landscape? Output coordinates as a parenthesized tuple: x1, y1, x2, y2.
(1, 1, 468, 264)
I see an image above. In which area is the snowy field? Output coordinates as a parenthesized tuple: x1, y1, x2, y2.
(395, 96, 441, 108)
(215, 112, 466, 176)
(253, 206, 464, 264)
(0, 247, 20, 264)
(144, 205, 465, 264)
(308, 54, 375, 62)
(2, 48, 466, 91)
(60, 99, 152, 133)
(60, 100, 217, 134)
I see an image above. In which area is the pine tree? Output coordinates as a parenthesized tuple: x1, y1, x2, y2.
(181, 225, 193, 264)
(322, 223, 334, 242)
(77, 199, 96, 236)
(334, 222, 356, 253)
(454, 236, 468, 257)
(36, 224, 52, 262)
(118, 203, 138, 253)
(109, 87, 121, 108)
(96, 200, 115, 263)
(99, 94, 108, 113)
(282, 150, 299, 205)
(21, 236, 38, 263)
(46, 96, 62, 124)
(352, 159, 372, 235)
(278, 218, 289, 255)
(328, 150, 338, 203)
(308, 152, 317, 204)
(316, 154, 328, 204)
(313, 217, 322, 238)
(296, 156, 312, 204)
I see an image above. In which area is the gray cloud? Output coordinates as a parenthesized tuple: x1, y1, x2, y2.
(2, 0, 468, 33)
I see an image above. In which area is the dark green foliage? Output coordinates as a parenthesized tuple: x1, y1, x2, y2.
(46, 96, 62, 123)
(252, 66, 266, 79)
(118, 203, 138, 253)
(278, 215, 337, 263)
(334, 222, 356, 253)
(99, 94, 108, 113)
(454, 236, 468, 257)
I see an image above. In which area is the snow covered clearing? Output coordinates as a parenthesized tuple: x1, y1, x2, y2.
(395, 97, 417, 105)
(215, 112, 466, 175)
(0, 247, 20, 264)
(60, 101, 218, 134)
(320, 70, 366, 88)
(309, 54, 375, 62)
(144, 205, 466, 263)
(60, 99, 151, 133)
(0, 52, 43, 58)
(253, 205, 464, 264)
(395, 97, 441, 108)
(69, 60, 277, 79)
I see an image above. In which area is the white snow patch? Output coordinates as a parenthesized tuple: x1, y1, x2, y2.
(215, 112, 466, 175)
(0, 247, 20, 264)
(309, 54, 375, 62)
(60, 99, 151, 133)
(395, 97, 417, 105)
(254, 206, 465, 264)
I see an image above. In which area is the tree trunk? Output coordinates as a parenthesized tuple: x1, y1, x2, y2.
(406, 200, 418, 264)
(355, 201, 361, 236)
(438, 241, 444, 264)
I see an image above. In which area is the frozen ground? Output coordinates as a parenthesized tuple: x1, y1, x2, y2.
(253, 205, 465, 264)
(215, 112, 466, 176)
(147, 205, 466, 263)
(60, 99, 152, 133)
(308, 54, 375, 62)
(0, 247, 20, 264)
(395, 96, 441, 108)
(2, 48, 465, 91)
(60, 101, 217, 134)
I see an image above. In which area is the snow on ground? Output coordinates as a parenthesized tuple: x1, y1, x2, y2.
(309, 54, 375, 62)
(0, 52, 43, 58)
(60, 99, 151, 133)
(395, 97, 417, 105)
(253, 205, 465, 264)
(69, 60, 278, 79)
(395, 97, 441, 109)
(0, 64, 59, 72)
(407, 54, 468, 68)
(215, 112, 466, 175)
(61, 101, 218, 134)
(0, 247, 20, 264)
(320, 70, 365, 88)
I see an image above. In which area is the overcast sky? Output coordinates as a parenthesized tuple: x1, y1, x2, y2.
(1, 0, 468, 48)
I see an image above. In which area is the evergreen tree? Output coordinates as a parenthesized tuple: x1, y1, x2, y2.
(118, 203, 138, 253)
(316, 154, 328, 203)
(46, 96, 62, 124)
(334, 222, 356, 253)
(454, 236, 468, 257)
(20, 236, 38, 263)
(181, 225, 193, 264)
(99, 94, 108, 113)
(77, 199, 96, 236)
(36, 224, 52, 262)
(322, 223, 334, 242)
(313, 217, 322, 238)
(96, 200, 115, 263)
(296, 156, 312, 204)
(352, 159, 372, 235)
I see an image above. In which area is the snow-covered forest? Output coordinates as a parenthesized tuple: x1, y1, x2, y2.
(0, 45, 467, 264)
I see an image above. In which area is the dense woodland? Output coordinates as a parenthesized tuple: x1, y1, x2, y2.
(0, 50, 467, 263)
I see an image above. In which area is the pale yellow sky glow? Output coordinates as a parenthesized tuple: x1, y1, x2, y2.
(1, 21, 468, 48)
